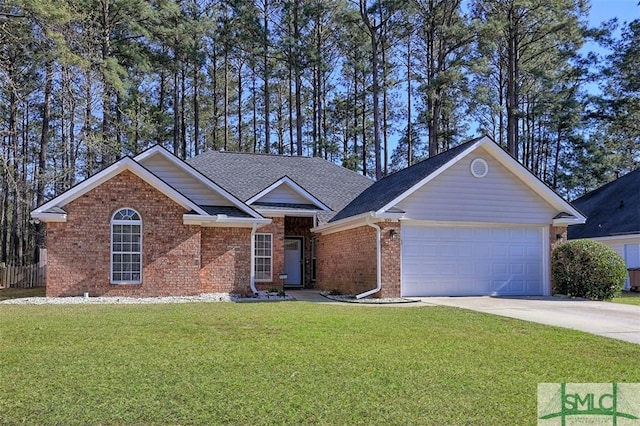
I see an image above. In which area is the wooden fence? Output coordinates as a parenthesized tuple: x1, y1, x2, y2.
(0, 263, 46, 289)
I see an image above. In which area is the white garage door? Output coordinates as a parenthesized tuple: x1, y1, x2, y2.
(401, 223, 544, 297)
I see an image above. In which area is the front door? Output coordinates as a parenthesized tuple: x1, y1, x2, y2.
(284, 238, 303, 286)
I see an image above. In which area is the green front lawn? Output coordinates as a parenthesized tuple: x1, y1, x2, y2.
(0, 287, 45, 301)
(1, 302, 638, 425)
(612, 291, 640, 305)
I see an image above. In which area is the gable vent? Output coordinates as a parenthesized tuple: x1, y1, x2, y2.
(470, 158, 489, 178)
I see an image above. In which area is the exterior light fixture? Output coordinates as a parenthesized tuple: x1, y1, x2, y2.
(389, 229, 398, 241)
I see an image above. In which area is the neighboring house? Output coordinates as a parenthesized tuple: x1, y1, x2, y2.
(31, 136, 585, 298)
(567, 169, 640, 290)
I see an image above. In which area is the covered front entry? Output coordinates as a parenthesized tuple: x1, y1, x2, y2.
(401, 222, 546, 297)
(284, 237, 303, 286)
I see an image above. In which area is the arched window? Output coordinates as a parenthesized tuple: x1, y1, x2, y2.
(111, 208, 142, 284)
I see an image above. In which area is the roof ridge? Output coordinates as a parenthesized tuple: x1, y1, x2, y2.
(199, 149, 315, 159)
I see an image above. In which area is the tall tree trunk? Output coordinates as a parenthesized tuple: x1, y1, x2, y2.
(252, 63, 258, 153)
(263, 0, 270, 154)
(158, 47, 167, 145)
(35, 60, 53, 252)
(193, 60, 200, 155)
(277, 84, 284, 154)
(1, 164, 8, 263)
(238, 61, 243, 151)
(361, 68, 367, 176)
(382, 30, 388, 175)
(180, 64, 187, 159)
(9, 89, 20, 264)
(211, 41, 218, 150)
(353, 63, 359, 169)
(224, 46, 229, 150)
(359, 1, 383, 179)
(294, 2, 302, 156)
(84, 69, 94, 178)
(407, 29, 413, 166)
(312, 64, 318, 156)
(173, 67, 180, 156)
(506, 6, 519, 157)
(100, 0, 113, 166)
(371, 33, 381, 179)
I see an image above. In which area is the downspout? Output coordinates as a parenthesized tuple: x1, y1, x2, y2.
(356, 215, 382, 299)
(250, 222, 258, 294)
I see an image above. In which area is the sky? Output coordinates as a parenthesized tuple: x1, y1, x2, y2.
(589, 0, 639, 27)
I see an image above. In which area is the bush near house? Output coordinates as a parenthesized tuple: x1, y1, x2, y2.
(552, 239, 627, 300)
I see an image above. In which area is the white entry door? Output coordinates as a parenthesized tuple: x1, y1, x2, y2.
(284, 238, 302, 286)
(401, 222, 545, 297)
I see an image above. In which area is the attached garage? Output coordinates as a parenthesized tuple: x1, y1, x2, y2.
(401, 222, 547, 296)
(314, 136, 586, 299)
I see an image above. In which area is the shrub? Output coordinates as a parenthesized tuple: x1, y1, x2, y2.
(551, 239, 627, 300)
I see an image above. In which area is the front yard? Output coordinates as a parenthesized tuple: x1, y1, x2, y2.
(0, 287, 45, 301)
(1, 301, 638, 425)
(612, 291, 640, 305)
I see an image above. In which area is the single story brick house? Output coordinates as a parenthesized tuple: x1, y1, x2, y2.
(31, 136, 585, 298)
(568, 168, 640, 290)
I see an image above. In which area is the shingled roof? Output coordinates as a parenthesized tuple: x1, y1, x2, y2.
(187, 151, 373, 219)
(568, 168, 640, 239)
(330, 137, 483, 222)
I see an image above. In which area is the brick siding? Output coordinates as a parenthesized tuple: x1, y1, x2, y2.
(378, 222, 401, 298)
(549, 224, 568, 294)
(200, 227, 252, 294)
(45, 170, 252, 297)
(316, 221, 401, 297)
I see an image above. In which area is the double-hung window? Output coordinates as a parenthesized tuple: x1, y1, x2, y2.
(254, 233, 272, 281)
(111, 208, 142, 284)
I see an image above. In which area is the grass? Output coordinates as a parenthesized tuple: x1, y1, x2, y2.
(611, 291, 640, 305)
(1, 302, 639, 425)
(0, 287, 45, 301)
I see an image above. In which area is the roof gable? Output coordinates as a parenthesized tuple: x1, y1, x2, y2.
(135, 145, 261, 219)
(246, 176, 330, 211)
(330, 137, 483, 222)
(330, 136, 585, 224)
(31, 157, 208, 221)
(568, 168, 640, 239)
(395, 145, 557, 224)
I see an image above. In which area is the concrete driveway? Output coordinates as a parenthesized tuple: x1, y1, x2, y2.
(422, 296, 640, 344)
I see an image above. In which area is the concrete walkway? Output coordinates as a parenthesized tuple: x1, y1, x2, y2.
(422, 296, 640, 345)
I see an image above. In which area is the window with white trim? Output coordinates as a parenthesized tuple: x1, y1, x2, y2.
(254, 233, 272, 281)
(111, 208, 142, 284)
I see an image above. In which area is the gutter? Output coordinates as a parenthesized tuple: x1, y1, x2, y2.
(356, 215, 382, 299)
(183, 214, 271, 227)
(250, 222, 258, 294)
(30, 212, 67, 223)
(311, 210, 404, 235)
